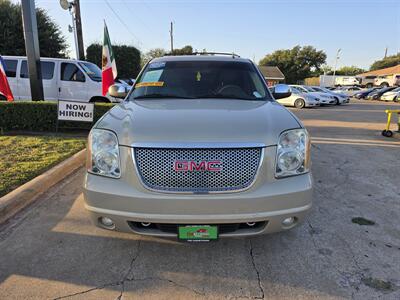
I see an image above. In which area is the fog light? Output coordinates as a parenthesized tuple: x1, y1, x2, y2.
(100, 217, 114, 227)
(282, 217, 295, 227)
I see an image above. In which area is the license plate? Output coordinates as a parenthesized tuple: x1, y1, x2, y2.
(178, 225, 218, 241)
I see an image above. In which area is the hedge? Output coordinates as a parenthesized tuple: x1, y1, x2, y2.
(0, 101, 114, 132)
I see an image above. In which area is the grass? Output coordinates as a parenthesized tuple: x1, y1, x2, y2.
(0, 135, 86, 197)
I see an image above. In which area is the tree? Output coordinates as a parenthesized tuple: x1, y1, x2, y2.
(259, 45, 326, 83)
(0, 0, 67, 57)
(335, 66, 365, 76)
(171, 45, 193, 55)
(370, 53, 400, 71)
(86, 43, 141, 79)
(141, 48, 166, 66)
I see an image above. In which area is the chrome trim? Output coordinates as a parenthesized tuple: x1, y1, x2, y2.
(131, 147, 265, 194)
(130, 142, 267, 149)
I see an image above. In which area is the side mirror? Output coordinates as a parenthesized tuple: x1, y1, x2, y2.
(108, 84, 128, 99)
(272, 84, 291, 99)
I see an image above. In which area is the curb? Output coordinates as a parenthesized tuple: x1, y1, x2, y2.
(0, 149, 87, 224)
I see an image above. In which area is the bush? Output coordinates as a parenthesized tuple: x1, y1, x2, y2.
(0, 101, 114, 132)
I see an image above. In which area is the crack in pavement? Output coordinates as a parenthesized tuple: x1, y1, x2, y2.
(53, 281, 121, 300)
(307, 220, 365, 300)
(53, 241, 142, 300)
(116, 240, 142, 300)
(248, 239, 265, 299)
(128, 276, 206, 296)
(53, 239, 206, 299)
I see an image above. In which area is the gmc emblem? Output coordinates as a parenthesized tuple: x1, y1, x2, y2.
(173, 160, 223, 172)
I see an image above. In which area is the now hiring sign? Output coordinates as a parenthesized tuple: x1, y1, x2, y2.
(58, 100, 94, 122)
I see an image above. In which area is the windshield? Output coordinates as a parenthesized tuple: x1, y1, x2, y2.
(79, 62, 102, 82)
(129, 60, 271, 100)
(302, 86, 315, 92)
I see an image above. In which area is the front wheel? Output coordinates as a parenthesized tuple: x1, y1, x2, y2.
(380, 83, 389, 88)
(294, 98, 305, 109)
(334, 97, 340, 105)
(366, 83, 373, 88)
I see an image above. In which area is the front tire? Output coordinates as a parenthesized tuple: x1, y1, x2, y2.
(294, 98, 305, 109)
(366, 83, 373, 88)
(334, 97, 340, 105)
(380, 82, 389, 88)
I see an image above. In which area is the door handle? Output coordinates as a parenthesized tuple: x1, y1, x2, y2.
(59, 87, 61, 92)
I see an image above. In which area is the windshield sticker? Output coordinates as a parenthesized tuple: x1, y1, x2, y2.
(253, 91, 262, 98)
(141, 69, 163, 83)
(148, 62, 166, 69)
(196, 71, 201, 81)
(135, 81, 164, 88)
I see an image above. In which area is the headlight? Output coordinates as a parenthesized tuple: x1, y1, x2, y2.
(87, 129, 121, 178)
(275, 129, 310, 178)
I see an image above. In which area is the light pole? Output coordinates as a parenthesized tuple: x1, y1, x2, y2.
(332, 48, 341, 85)
(60, 0, 84, 60)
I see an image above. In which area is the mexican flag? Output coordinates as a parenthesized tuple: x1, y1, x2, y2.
(102, 22, 117, 96)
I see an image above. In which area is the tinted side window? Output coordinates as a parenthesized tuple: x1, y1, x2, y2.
(61, 63, 85, 82)
(20, 61, 55, 80)
(3, 59, 18, 77)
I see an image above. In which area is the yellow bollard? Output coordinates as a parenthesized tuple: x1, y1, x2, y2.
(382, 109, 400, 137)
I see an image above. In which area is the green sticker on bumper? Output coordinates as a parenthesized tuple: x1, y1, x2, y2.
(178, 225, 218, 241)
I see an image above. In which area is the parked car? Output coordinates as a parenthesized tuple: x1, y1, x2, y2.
(353, 88, 380, 99)
(356, 75, 377, 88)
(311, 86, 349, 104)
(366, 87, 397, 100)
(271, 86, 320, 108)
(380, 87, 400, 102)
(290, 85, 336, 105)
(2, 56, 118, 102)
(374, 74, 400, 87)
(84, 54, 313, 239)
(333, 86, 363, 97)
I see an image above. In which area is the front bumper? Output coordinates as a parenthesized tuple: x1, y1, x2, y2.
(305, 101, 320, 107)
(83, 146, 313, 238)
(319, 98, 336, 105)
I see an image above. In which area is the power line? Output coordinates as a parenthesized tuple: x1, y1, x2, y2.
(103, 0, 143, 49)
(121, 0, 170, 51)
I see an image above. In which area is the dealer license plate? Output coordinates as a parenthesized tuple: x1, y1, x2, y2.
(178, 225, 218, 241)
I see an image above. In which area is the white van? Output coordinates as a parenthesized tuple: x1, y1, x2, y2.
(2, 56, 118, 102)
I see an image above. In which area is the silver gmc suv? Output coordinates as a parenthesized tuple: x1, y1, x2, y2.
(84, 54, 312, 241)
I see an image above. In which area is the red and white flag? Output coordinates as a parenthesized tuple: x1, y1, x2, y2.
(102, 22, 117, 96)
(0, 56, 14, 101)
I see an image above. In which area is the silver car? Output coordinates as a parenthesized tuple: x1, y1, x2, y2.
(273, 86, 320, 108)
(84, 54, 312, 240)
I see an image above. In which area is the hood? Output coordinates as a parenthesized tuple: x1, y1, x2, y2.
(96, 99, 301, 147)
(309, 92, 331, 99)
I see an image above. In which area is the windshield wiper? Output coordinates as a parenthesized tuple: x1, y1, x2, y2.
(133, 94, 194, 99)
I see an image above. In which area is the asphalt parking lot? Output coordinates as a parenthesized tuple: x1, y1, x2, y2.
(0, 99, 399, 300)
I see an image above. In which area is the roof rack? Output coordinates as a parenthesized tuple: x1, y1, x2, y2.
(192, 52, 240, 58)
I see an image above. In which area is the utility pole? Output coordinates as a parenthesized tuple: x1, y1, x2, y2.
(170, 21, 174, 53)
(332, 48, 341, 85)
(21, 0, 44, 101)
(74, 0, 85, 60)
(384, 47, 388, 58)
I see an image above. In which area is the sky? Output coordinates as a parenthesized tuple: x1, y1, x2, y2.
(16, 0, 400, 69)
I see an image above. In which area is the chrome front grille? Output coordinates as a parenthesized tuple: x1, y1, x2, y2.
(133, 147, 262, 192)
